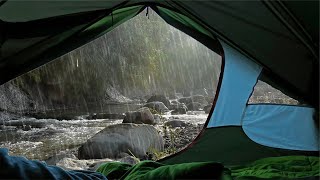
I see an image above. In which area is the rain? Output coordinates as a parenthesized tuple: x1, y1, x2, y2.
(0, 9, 296, 170)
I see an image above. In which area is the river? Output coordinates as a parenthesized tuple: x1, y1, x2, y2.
(0, 111, 208, 169)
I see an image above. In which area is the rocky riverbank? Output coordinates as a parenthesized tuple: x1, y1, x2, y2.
(0, 94, 211, 170)
(0, 111, 208, 170)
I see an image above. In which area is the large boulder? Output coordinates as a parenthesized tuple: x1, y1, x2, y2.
(78, 123, 164, 159)
(123, 107, 156, 125)
(186, 102, 202, 111)
(143, 102, 169, 114)
(146, 95, 170, 107)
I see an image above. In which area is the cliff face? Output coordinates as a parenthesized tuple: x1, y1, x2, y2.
(0, 83, 37, 113)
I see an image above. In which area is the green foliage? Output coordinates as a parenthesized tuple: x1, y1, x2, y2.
(147, 146, 177, 161)
(147, 126, 179, 161)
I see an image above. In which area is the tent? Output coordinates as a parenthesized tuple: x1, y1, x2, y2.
(0, 0, 318, 167)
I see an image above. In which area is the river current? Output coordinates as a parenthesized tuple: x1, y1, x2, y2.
(0, 112, 208, 163)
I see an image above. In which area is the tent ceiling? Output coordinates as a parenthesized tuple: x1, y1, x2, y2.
(0, 0, 318, 107)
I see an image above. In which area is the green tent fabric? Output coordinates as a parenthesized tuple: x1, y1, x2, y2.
(159, 127, 318, 166)
(96, 160, 226, 180)
(0, 1, 318, 107)
(0, 1, 319, 178)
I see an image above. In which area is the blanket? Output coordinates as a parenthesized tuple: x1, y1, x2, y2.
(0, 148, 107, 180)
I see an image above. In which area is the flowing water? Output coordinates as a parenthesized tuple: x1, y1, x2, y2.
(0, 118, 122, 160)
(0, 110, 208, 162)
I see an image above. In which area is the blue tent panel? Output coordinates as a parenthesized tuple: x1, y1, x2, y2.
(242, 104, 319, 151)
(208, 41, 262, 127)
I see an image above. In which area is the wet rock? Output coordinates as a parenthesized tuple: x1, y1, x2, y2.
(31, 112, 77, 120)
(170, 100, 179, 104)
(164, 120, 187, 128)
(123, 107, 156, 125)
(205, 96, 215, 104)
(56, 157, 114, 171)
(45, 152, 78, 166)
(186, 102, 202, 111)
(178, 97, 192, 105)
(0, 83, 38, 113)
(0, 111, 23, 121)
(191, 95, 208, 106)
(22, 125, 32, 131)
(87, 159, 116, 171)
(203, 104, 212, 114)
(178, 95, 208, 109)
(119, 156, 140, 165)
(153, 114, 162, 124)
(146, 95, 170, 107)
(171, 103, 187, 114)
(0, 119, 47, 129)
(143, 102, 169, 114)
(78, 123, 164, 159)
(89, 113, 125, 120)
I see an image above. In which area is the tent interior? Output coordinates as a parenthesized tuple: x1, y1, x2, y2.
(0, 1, 319, 179)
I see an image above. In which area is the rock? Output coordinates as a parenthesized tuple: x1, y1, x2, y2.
(186, 102, 202, 111)
(56, 157, 114, 171)
(0, 83, 38, 113)
(168, 100, 179, 110)
(78, 123, 164, 159)
(153, 114, 162, 124)
(90, 113, 125, 120)
(123, 107, 156, 125)
(170, 100, 179, 104)
(143, 102, 169, 114)
(191, 95, 208, 106)
(22, 125, 32, 131)
(205, 96, 215, 104)
(164, 120, 187, 128)
(146, 95, 170, 107)
(31, 112, 77, 120)
(0, 119, 47, 129)
(178, 95, 208, 109)
(46, 152, 78, 166)
(178, 97, 192, 105)
(171, 103, 187, 114)
(0, 111, 23, 121)
(203, 104, 212, 114)
(119, 156, 140, 165)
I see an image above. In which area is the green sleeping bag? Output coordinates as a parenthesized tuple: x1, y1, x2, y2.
(96, 160, 226, 179)
(230, 156, 319, 180)
(96, 156, 319, 179)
